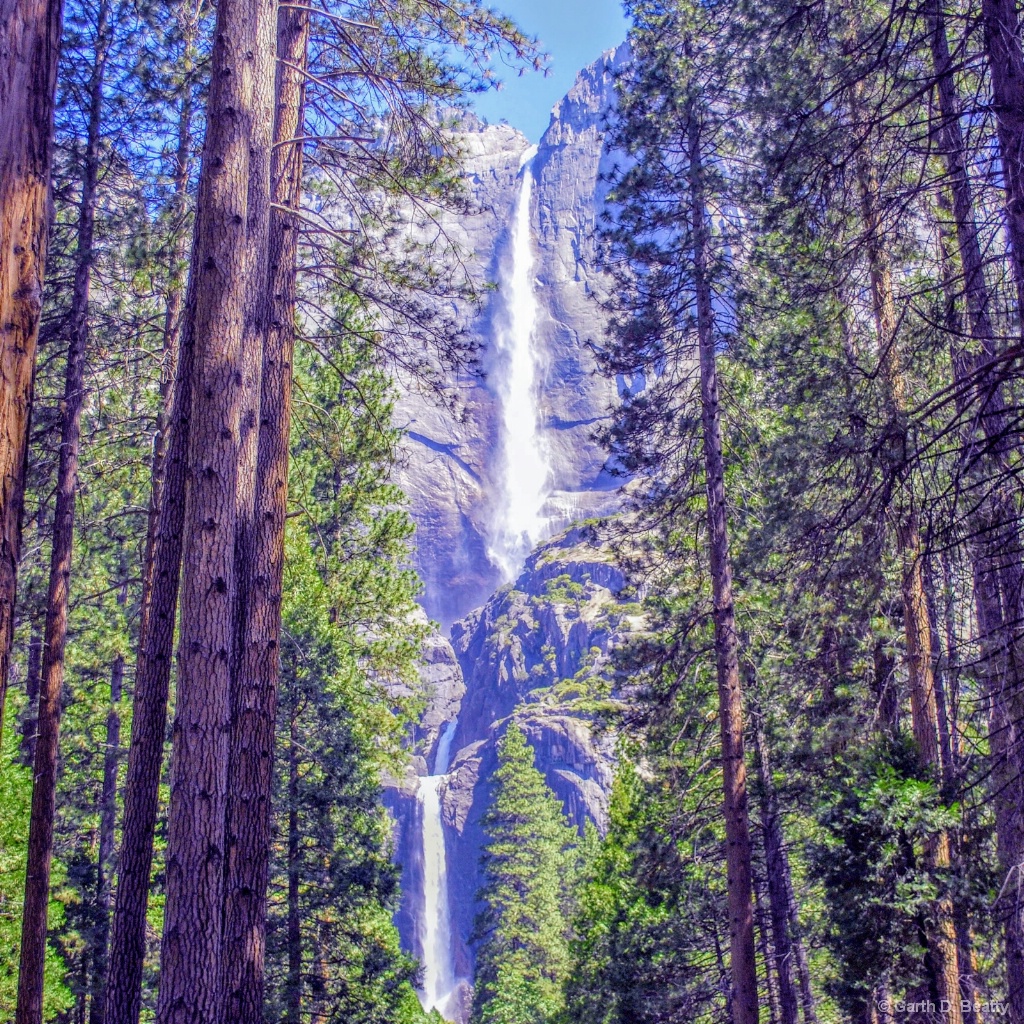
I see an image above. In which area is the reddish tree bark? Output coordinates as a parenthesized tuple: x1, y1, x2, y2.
(15, 3, 108, 1016)
(0, 0, 65, 737)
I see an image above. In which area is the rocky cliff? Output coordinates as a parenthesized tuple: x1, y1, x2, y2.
(388, 523, 640, 1020)
(394, 44, 629, 629)
(386, 44, 634, 1024)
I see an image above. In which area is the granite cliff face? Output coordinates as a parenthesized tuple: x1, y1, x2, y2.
(388, 526, 637, 1021)
(394, 45, 629, 629)
(387, 45, 635, 1024)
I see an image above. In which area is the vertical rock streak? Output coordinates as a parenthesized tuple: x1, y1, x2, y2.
(489, 146, 551, 580)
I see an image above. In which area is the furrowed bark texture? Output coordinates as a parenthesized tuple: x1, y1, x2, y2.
(225, 0, 275, 740)
(686, 100, 759, 1024)
(105, 37, 199, 1024)
(220, 5, 308, 1019)
(16, 4, 108, 1014)
(980, 0, 1024, 312)
(220, 0, 276, 1008)
(0, 0, 65, 737)
(154, 0, 274, 1015)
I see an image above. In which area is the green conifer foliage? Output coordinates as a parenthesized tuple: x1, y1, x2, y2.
(472, 724, 577, 1024)
(261, 305, 431, 1024)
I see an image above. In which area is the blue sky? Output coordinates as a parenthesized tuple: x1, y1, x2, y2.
(471, 0, 630, 141)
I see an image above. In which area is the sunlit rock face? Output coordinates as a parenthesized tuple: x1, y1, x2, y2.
(395, 44, 629, 629)
(389, 523, 636, 1022)
(388, 45, 633, 1024)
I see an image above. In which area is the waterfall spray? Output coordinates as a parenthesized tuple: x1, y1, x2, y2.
(488, 145, 551, 581)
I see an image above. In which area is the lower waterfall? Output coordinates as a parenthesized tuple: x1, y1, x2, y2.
(417, 718, 460, 1019)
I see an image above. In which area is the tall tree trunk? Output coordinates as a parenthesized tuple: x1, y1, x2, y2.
(988, 653, 1024, 1021)
(789, 872, 817, 1024)
(220, 6, 307, 1019)
(226, 0, 275, 680)
(88, 650, 123, 1024)
(926, 553, 983, 1021)
(753, 878, 781, 1024)
(926, 10, 1024, 1007)
(219, 0, 277, 1005)
(0, 0, 65, 738)
(136, 41, 197, 645)
(980, 0, 1024, 313)
(105, 33, 199, 1023)
(926, 0, 998, 350)
(686, 98, 759, 1024)
(286, 711, 302, 1024)
(154, 0, 275, 1014)
(852, 136, 963, 1024)
(223, 0, 275, 920)
(753, 723, 802, 1024)
(19, 611, 42, 762)
(15, 3, 108, 1016)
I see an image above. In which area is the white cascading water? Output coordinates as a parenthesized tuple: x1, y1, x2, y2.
(488, 145, 552, 581)
(417, 717, 460, 1020)
(415, 146, 551, 1023)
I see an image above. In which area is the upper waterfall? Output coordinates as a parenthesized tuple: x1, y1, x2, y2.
(392, 45, 627, 626)
(487, 145, 551, 582)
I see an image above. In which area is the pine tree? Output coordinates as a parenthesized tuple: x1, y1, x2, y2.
(598, 3, 759, 1016)
(263, 298, 428, 1024)
(472, 723, 576, 1024)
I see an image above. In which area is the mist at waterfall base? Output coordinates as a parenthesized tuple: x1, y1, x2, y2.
(487, 145, 553, 583)
(416, 719, 460, 1018)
